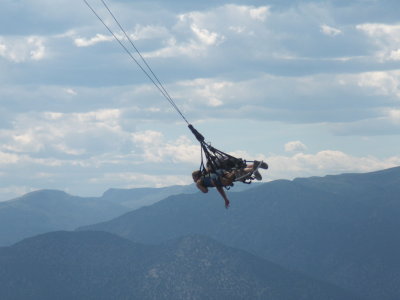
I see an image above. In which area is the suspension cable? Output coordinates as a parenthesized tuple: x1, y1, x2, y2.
(99, 0, 183, 118)
(83, 0, 190, 125)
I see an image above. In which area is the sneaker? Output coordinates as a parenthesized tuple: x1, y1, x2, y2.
(254, 170, 262, 181)
(254, 160, 268, 169)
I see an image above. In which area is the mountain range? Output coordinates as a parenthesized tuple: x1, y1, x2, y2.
(79, 166, 400, 300)
(1, 167, 399, 299)
(0, 185, 196, 246)
(0, 230, 358, 300)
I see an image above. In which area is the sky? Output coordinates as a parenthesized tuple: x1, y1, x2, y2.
(1, 0, 400, 200)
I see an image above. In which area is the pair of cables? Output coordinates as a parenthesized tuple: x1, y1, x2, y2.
(83, 0, 189, 125)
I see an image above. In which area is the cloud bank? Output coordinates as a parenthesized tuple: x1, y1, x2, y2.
(1, 0, 400, 200)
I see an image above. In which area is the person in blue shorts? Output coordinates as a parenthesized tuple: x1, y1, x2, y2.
(192, 161, 267, 208)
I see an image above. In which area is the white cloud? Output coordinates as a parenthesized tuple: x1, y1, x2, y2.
(0, 44, 6, 55)
(285, 141, 307, 153)
(54, 143, 86, 156)
(132, 130, 163, 146)
(248, 6, 269, 21)
(389, 49, 400, 60)
(177, 78, 233, 107)
(0, 36, 47, 63)
(190, 24, 221, 46)
(387, 109, 400, 124)
(0, 150, 65, 168)
(0, 109, 123, 156)
(229, 26, 246, 34)
(174, 71, 400, 124)
(131, 130, 199, 163)
(130, 25, 170, 41)
(357, 23, 400, 61)
(145, 4, 269, 58)
(74, 33, 114, 47)
(65, 88, 77, 96)
(89, 172, 190, 188)
(355, 70, 400, 98)
(357, 23, 400, 38)
(43, 112, 64, 120)
(266, 150, 400, 180)
(221, 4, 269, 22)
(2, 0, 400, 200)
(145, 26, 223, 58)
(28, 36, 46, 60)
(0, 151, 19, 164)
(320, 24, 342, 36)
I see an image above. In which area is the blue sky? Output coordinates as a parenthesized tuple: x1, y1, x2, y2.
(1, 0, 400, 200)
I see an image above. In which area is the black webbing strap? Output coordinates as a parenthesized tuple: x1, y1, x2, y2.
(188, 124, 204, 143)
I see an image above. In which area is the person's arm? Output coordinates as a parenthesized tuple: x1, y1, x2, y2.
(216, 185, 230, 209)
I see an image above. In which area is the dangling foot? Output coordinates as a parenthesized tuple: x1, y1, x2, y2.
(225, 199, 230, 209)
(254, 160, 268, 169)
(254, 170, 262, 181)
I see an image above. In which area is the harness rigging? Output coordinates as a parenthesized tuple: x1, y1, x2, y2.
(188, 125, 252, 184)
(84, 0, 264, 184)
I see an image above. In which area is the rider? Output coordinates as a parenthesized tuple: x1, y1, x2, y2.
(192, 161, 268, 208)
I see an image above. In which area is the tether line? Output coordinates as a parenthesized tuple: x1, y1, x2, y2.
(83, 0, 190, 124)
(99, 0, 182, 118)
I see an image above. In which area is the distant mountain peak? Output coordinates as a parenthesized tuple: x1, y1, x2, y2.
(20, 189, 70, 198)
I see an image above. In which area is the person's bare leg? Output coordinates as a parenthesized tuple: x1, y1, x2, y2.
(242, 164, 262, 180)
(243, 165, 254, 172)
(216, 185, 230, 208)
(196, 180, 208, 193)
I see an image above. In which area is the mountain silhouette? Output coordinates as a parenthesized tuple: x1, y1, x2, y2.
(79, 166, 400, 300)
(0, 185, 196, 246)
(0, 231, 358, 300)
